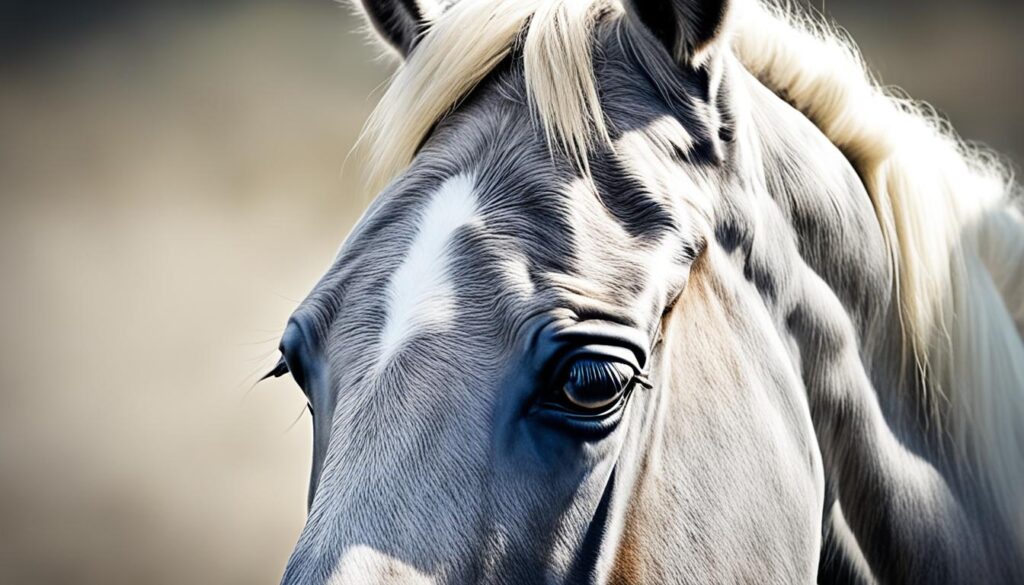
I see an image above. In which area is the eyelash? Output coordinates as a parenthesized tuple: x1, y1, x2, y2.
(545, 355, 651, 416)
(261, 355, 313, 409)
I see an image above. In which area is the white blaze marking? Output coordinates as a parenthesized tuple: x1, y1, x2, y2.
(378, 174, 478, 364)
(329, 545, 435, 585)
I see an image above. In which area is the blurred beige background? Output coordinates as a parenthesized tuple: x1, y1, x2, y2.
(0, 1, 1020, 583)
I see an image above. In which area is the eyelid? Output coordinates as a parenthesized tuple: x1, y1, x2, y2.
(551, 320, 650, 370)
(550, 344, 641, 383)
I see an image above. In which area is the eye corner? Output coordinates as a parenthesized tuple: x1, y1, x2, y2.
(633, 372, 654, 389)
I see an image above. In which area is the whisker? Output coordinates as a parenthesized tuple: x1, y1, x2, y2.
(236, 336, 285, 347)
(239, 356, 289, 402)
(284, 404, 311, 433)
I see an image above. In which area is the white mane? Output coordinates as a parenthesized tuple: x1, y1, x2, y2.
(359, 0, 1024, 543)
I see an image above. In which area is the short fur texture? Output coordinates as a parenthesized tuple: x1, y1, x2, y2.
(275, 1, 1024, 583)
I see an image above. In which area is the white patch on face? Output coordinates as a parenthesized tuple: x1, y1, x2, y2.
(378, 173, 478, 364)
(635, 235, 689, 317)
(328, 545, 435, 585)
(499, 253, 536, 300)
(615, 116, 714, 223)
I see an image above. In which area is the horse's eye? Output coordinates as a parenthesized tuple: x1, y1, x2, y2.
(552, 358, 636, 415)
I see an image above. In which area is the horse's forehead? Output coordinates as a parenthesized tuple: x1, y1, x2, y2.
(307, 164, 685, 374)
(373, 173, 481, 364)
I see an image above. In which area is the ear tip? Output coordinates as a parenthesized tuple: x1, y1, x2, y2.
(626, 0, 733, 62)
(355, 0, 436, 58)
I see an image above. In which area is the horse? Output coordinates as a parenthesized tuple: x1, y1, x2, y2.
(267, 0, 1024, 582)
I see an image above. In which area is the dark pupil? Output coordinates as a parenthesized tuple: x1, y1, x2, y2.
(562, 359, 633, 411)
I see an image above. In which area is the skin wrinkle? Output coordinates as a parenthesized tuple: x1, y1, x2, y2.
(277, 1, 1024, 583)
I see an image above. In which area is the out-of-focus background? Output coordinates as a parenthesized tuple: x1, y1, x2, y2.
(0, 0, 1020, 583)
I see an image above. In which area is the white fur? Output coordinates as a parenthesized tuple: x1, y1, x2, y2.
(328, 544, 435, 584)
(378, 174, 478, 364)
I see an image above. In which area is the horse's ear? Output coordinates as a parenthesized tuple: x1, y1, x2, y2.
(354, 0, 443, 58)
(622, 0, 732, 63)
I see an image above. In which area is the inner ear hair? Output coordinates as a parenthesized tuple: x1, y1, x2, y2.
(623, 0, 732, 64)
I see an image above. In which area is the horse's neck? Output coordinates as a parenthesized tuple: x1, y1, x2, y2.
(716, 65, 1024, 581)
(726, 60, 957, 471)
(727, 66, 922, 428)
